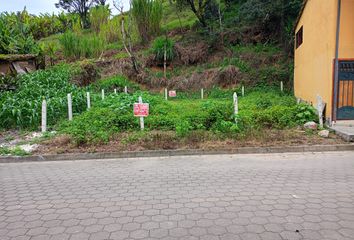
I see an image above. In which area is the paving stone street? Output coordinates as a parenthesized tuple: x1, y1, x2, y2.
(1, 151, 354, 240)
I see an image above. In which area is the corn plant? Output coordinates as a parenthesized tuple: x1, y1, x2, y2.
(0, 65, 87, 129)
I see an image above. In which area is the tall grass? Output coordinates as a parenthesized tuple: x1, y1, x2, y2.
(90, 5, 110, 33)
(131, 0, 163, 43)
(59, 31, 105, 60)
(100, 17, 120, 43)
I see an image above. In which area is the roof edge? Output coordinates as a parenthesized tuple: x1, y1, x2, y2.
(294, 0, 308, 31)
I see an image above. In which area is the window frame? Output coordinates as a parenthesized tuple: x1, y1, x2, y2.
(296, 26, 303, 49)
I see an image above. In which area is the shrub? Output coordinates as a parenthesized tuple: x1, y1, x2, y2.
(151, 37, 175, 63)
(95, 75, 140, 91)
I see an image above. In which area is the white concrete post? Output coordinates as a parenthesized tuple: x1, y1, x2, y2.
(280, 81, 284, 92)
(165, 88, 168, 101)
(67, 93, 73, 121)
(41, 99, 47, 133)
(242, 86, 245, 97)
(317, 94, 324, 128)
(139, 96, 144, 130)
(201, 88, 204, 99)
(86, 92, 91, 109)
(101, 89, 105, 100)
(233, 92, 238, 123)
(124, 86, 128, 94)
(114, 88, 117, 94)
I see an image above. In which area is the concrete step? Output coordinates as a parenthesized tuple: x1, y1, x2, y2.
(330, 125, 354, 142)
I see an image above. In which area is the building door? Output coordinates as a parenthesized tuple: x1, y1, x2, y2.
(337, 60, 354, 120)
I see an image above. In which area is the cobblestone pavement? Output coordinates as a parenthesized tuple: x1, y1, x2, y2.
(1, 151, 354, 240)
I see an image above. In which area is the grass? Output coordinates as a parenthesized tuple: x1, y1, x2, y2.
(0, 146, 28, 156)
(161, 1, 197, 31)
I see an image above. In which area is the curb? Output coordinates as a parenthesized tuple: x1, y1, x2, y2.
(1, 144, 354, 163)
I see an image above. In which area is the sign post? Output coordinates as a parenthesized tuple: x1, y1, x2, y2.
(242, 86, 245, 97)
(165, 88, 168, 100)
(101, 89, 105, 100)
(201, 88, 204, 99)
(134, 97, 149, 130)
(169, 90, 176, 98)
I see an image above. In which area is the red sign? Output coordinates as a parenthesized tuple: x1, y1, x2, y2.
(169, 90, 177, 97)
(134, 103, 149, 117)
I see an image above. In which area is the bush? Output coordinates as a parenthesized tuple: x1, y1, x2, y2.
(95, 75, 140, 92)
(151, 36, 175, 63)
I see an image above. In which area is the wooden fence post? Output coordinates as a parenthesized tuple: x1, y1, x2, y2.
(67, 93, 73, 121)
(139, 96, 144, 130)
(41, 99, 47, 133)
(87, 92, 91, 109)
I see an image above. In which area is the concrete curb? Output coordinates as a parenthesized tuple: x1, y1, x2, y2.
(1, 144, 354, 163)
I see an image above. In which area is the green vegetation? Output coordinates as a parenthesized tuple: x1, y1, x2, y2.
(0, 65, 87, 129)
(94, 75, 140, 91)
(90, 5, 110, 33)
(59, 31, 105, 59)
(0, 146, 28, 156)
(59, 88, 317, 145)
(0, 0, 319, 152)
(131, 0, 163, 42)
(151, 36, 175, 63)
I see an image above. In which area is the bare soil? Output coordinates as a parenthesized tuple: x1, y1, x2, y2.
(34, 129, 346, 155)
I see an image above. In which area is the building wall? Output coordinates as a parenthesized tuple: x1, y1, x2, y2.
(294, 0, 337, 120)
(339, 0, 354, 58)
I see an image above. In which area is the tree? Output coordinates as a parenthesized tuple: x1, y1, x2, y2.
(176, 0, 210, 28)
(238, 0, 302, 46)
(55, 0, 104, 28)
(113, 0, 139, 73)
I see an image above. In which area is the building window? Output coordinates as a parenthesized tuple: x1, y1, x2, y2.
(296, 26, 303, 49)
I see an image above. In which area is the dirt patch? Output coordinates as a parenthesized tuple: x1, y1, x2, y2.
(168, 65, 241, 90)
(96, 58, 137, 80)
(71, 61, 100, 86)
(34, 129, 346, 155)
(174, 41, 209, 65)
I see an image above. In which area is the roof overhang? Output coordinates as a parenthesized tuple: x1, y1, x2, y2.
(294, 0, 309, 31)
